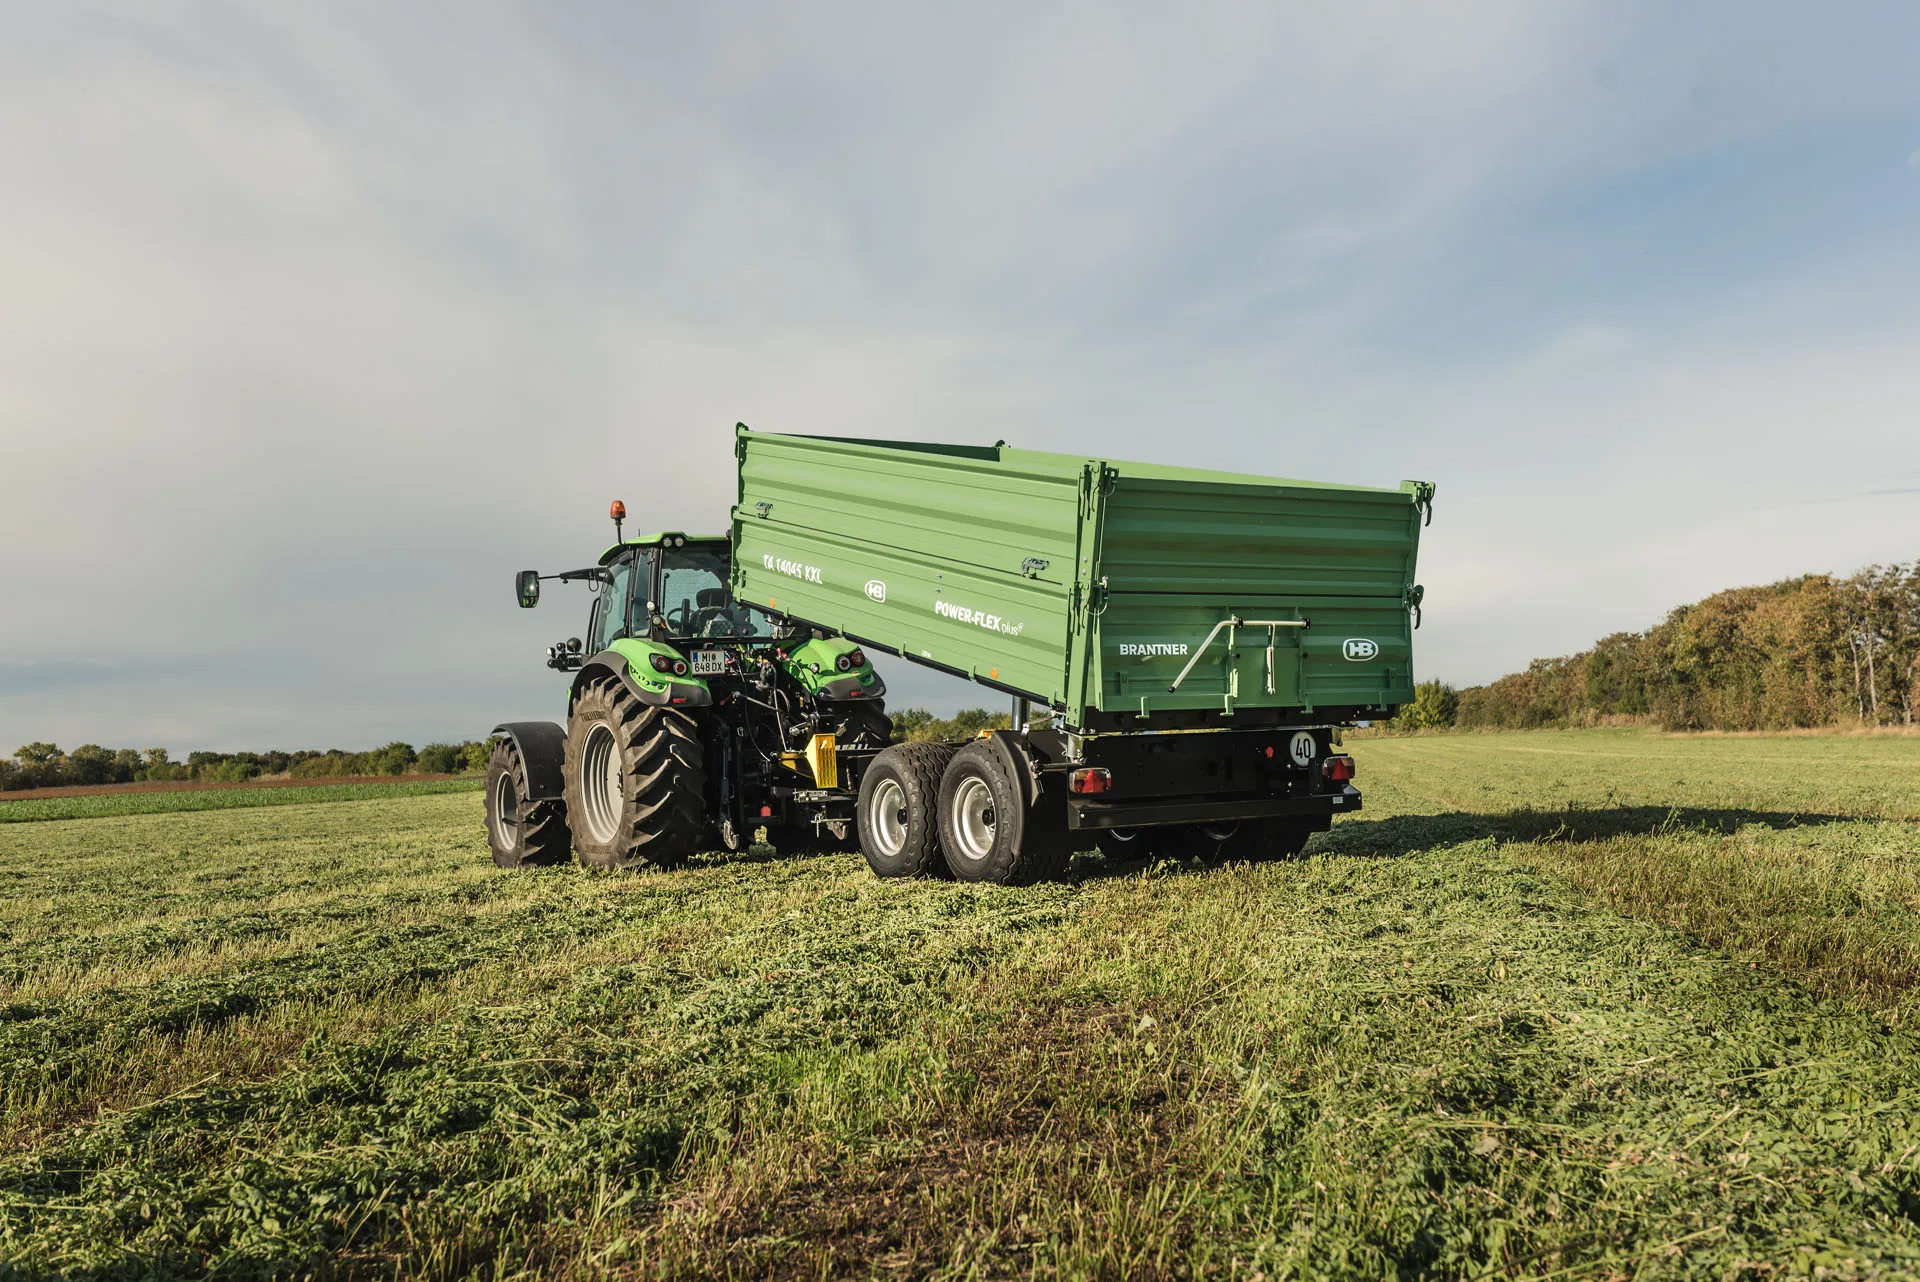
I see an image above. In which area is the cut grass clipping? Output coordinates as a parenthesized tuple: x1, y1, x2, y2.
(1, 727, 1918, 1278)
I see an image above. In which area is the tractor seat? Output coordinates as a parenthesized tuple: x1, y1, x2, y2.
(696, 588, 730, 609)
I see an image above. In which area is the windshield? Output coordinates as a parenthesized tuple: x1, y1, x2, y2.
(659, 547, 757, 639)
(589, 557, 635, 652)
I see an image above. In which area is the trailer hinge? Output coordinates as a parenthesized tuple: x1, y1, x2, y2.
(1404, 583, 1425, 630)
(1088, 576, 1109, 616)
(1410, 481, 1436, 527)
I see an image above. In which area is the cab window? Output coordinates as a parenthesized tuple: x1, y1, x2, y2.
(660, 547, 756, 638)
(588, 556, 635, 652)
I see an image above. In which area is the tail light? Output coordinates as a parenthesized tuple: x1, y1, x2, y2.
(836, 654, 852, 672)
(847, 649, 866, 668)
(673, 659, 689, 676)
(1322, 755, 1355, 784)
(649, 654, 674, 674)
(1069, 767, 1112, 796)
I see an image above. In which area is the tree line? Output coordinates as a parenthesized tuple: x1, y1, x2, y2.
(1392, 561, 1920, 732)
(1, 741, 493, 792)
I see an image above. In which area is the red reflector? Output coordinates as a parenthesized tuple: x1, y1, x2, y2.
(1069, 767, 1112, 796)
(1263, 746, 1274, 758)
(848, 690, 863, 697)
(1321, 754, 1355, 783)
(760, 805, 773, 817)
(670, 697, 686, 704)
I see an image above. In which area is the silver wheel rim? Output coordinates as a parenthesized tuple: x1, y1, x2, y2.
(951, 776, 996, 862)
(581, 723, 622, 844)
(491, 770, 520, 849)
(868, 777, 908, 858)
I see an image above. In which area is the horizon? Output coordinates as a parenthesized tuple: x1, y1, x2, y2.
(5, 3, 1918, 751)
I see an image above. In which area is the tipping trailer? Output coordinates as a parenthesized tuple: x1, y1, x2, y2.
(486, 425, 1432, 883)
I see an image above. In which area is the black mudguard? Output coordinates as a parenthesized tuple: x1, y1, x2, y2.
(571, 651, 712, 712)
(492, 721, 568, 802)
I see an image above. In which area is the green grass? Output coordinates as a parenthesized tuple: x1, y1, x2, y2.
(0, 778, 483, 824)
(2, 729, 1919, 1279)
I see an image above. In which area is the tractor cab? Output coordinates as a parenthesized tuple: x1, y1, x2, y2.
(592, 533, 760, 648)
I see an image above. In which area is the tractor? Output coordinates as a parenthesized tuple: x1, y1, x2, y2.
(484, 507, 891, 870)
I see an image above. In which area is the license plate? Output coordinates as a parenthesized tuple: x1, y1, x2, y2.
(690, 650, 727, 676)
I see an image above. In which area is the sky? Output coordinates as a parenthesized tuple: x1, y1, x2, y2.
(3, 2, 1918, 751)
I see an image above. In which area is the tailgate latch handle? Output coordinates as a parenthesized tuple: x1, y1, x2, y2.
(1021, 556, 1050, 578)
(752, 501, 773, 518)
(1168, 616, 1309, 694)
(1404, 584, 1425, 630)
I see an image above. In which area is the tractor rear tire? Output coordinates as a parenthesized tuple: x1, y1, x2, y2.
(856, 742, 955, 878)
(485, 738, 572, 868)
(936, 740, 1068, 886)
(564, 677, 706, 870)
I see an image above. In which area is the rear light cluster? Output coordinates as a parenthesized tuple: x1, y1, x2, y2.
(834, 649, 868, 672)
(649, 653, 689, 677)
(1068, 767, 1112, 796)
(1321, 754, 1355, 783)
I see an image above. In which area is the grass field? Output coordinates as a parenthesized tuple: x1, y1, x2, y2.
(0, 778, 483, 825)
(2, 728, 1918, 1279)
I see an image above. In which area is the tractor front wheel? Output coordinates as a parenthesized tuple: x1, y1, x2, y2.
(484, 737, 571, 868)
(564, 677, 707, 870)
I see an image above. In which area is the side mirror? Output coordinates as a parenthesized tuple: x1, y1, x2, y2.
(516, 571, 540, 608)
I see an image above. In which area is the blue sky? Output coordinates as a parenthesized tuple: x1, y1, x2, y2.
(3, 2, 1917, 749)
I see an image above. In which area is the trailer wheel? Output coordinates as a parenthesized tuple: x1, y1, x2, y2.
(856, 742, 955, 878)
(564, 677, 706, 870)
(1184, 818, 1317, 864)
(937, 741, 1067, 885)
(1093, 826, 1177, 862)
(484, 738, 572, 868)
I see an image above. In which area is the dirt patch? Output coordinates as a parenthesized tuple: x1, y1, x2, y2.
(642, 999, 1225, 1280)
(2, 774, 463, 800)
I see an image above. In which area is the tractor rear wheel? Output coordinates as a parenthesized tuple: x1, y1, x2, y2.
(564, 677, 706, 870)
(856, 741, 955, 877)
(484, 737, 572, 868)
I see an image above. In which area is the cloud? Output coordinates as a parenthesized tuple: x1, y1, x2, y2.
(3, 1, 1918, 747)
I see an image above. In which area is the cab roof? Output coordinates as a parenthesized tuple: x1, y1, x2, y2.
(598, 533, 729, 565)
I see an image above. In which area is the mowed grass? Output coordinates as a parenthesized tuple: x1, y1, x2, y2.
(0, 778, 483, 825)
(0, 732, 1917, 1279)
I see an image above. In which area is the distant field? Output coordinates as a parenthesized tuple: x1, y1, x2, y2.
(2, 728, 1918, 1278)
(0, 777, 482, 824)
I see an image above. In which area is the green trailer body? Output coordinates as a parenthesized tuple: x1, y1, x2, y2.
(730, 425, 1431, 732)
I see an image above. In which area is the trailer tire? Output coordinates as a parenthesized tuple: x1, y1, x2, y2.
(564, 676, 706, 870)
(1093, 826, 1178, 862)
(857, 742, 955, 878)
(937, 741, 1067, 886)
(485, 738, 572, 868)
(1183, 817, 1317, 864)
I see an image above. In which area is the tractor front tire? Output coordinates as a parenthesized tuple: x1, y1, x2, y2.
(485, 737, 572, 868)
(564, 677, 706, 870)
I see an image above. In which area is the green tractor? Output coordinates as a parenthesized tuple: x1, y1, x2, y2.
(485, 504, 892, 870)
